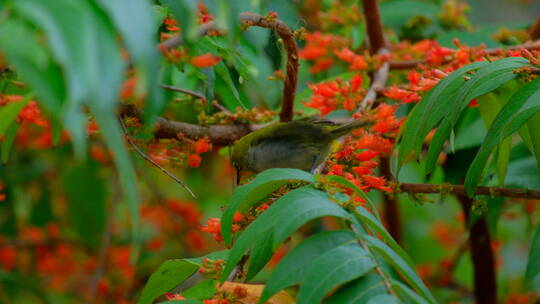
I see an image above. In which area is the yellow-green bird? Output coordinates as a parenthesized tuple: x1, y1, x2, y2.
(232, 118, 370, 175)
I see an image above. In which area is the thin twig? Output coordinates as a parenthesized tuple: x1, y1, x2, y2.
(211, 100, 232, 114)
(160, 84, 206, 102)
(399, 182, 540, 200)
(358, 49, 390, 110)
(119, 118, 197, 198)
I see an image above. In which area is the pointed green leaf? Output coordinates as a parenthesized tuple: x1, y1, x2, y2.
(260, 230, 357, 303)
(221, 168, 315, 245)
(1, 124, 19, 163)
(353, 206, 416, 270)
(397, 61, 488, 172)
(465, 78, 540, 196)
(525, 223, 540, 287)
(425, 57, 531, 175)
(138, 260, 199, 304)
(0, 96, 30, 135)
(366, 236, 436, 304)
(296, 244, 374, 304)
(477, 93, 512, 186)
(222, 187, 351, 281)
(392, 280, 431, 304)
(326, 274, 387, 304)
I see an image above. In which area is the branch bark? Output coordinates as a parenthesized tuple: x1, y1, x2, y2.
(458, 196, 496, 304)
(159, 12, 299, 123)
(399, 182, 540, 200)
(119, 104, 252, 146)
(530, 16, 540, 40)
(362, 0, 386, 53)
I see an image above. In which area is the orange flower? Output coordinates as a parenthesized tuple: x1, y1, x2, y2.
(190, 53, 221, 68)
(194, 138, 212, 154)
(187, 153, 202, 168)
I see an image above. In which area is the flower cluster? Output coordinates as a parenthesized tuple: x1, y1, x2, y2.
(142, 198, 209, 253)
(325, 104, 402, 201)
(303, 74, 365, 115)
(199, 211, 244, 242)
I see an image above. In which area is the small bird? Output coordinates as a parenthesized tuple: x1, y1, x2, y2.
(232, 118, 370, 177)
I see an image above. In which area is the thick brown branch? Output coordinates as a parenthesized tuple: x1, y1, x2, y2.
(119, 104, 252, 146)
(530, 16, 540, 40)
(159, 13, 299, 123)
(399, 182, 540, 200)
(389, 39, 540, 70)
(458, 196, 496, 304)
(362, 0, 386, 53)
(239, 13, 299, 122)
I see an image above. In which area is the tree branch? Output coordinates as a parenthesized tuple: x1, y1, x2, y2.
(362, 0, 386, 54)
(239, 13, 299, 122)
(119, 104, 253, 146)
(530, 16, 540, 40)
(399, 182, 540, 200)
(389, 39, 540, 70)
(358, 49, 390, 110)
(159, 12, 299, 123)
(160, 85, 206, 102)
(458, 196, 496, 304)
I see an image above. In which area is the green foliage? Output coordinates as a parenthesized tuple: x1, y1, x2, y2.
(143, 169, 436, 303)
(397, 57, 540, 196)
(62, 160, 106, 249)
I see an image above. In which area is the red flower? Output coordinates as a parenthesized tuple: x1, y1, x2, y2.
(187, 153, 202, 168)
(194, 138, 212, 154)
(191, 53, 221, 68)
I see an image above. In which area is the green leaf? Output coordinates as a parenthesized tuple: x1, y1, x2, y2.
(94, 0, 163, 124)
(260, 230, 357, 303)
(353, 207, 416, 270)
(366, 294, 399, 304)
(392, 280, 431, 304)
(138, 260, 199, 304)
(214, 61, 247, 110)
(0, 20, 65, 116)
(526, 112, 540, 178)
(296, 244, 374, 304)
(366, 236, 436, 304)
(477, 93, 512, 186)
(221, 168, 315, 245)
(183, 279, 217, 300)
(397, 61, 488, 173)
(221, 186, 352, 281)
(91, 110, 140, 248)
(526, 224, 540, 287)
(425, 57, 531, 175)
(326, 175, 381, 221)
(326, 274, 388, 304)
(14, 0, 100, 158)
(1, 124, 19, 163)
(62, 160, 106, 249)
(184, 250, 230, 266)
(465, 78, 540, 196)
(0, 96, 31, 135)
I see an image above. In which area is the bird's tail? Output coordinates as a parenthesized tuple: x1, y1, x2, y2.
(329, 119, 372, 138)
